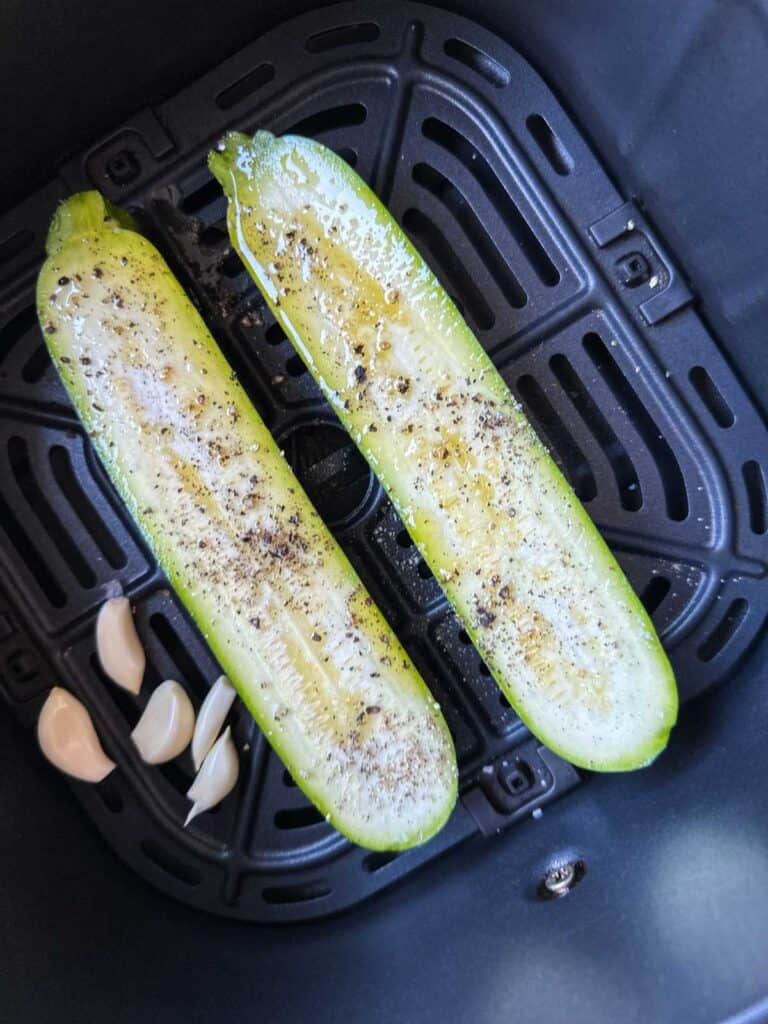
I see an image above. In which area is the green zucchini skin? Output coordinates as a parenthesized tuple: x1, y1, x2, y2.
(36, 191, 457, 850)
(210, 131, 678, 772)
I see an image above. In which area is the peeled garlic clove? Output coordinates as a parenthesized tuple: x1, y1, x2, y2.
(192, 674, 236, 771)
(131, 680, 195, 764)
(185, 727, 239, 826)
(37, 687, 116, 783)
(96, 596, 145, 695)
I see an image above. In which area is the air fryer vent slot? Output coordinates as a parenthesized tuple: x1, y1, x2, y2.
(516, 374, 597, 502)
(49, 445, 127, 569)
(443, 38, 510, 89)
(288, 103, 367, 139)
(743, 461, 766, 535)
(403, 208, 495, 330)
(305, 21, 380, 53)
(8, 435, 96, 588)
(0, 229, 34, 265)
(262, 882, 331, 904)
(689, 365, 734, 428)
(583, 332, 688, 520)
(549, 354, 643, 511)
(149, 612, 209, 700)
(0, 486, 66, 607)
(640, 575, 672, 616)
(216, 63, 275, 111)
(1, 305, 37, 356)
(274, 806, 326, 830)
(526, 114, 574, 176)
(421, 118, 560, 287)
(0, 0, 764, 923)
(412, 162, 527, 309)
(141, 840, 202, 887)
(698, 598, 749, 663)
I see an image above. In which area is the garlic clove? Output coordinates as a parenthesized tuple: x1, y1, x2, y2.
(131, 680, 195, 764)
(96, 596, 145, 695)
(37, 687, 116, 783)
(191, 674, 237, 771)
(185, 726, 239, 826)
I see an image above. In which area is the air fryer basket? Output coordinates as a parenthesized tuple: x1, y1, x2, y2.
(0, 1, 765, 922)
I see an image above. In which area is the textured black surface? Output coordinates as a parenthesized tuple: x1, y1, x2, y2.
(1, 1, 767, 923)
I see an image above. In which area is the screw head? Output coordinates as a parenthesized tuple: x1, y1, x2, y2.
(544, 863, 575, 894)
(538, 859, 586, 900)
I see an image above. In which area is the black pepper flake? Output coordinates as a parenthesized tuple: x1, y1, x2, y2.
(79, 356, 91, 365)
(311, 632, 321, 642)
(477, 606, 496, 627)
(368, 424, 377, 432)
(60, 355, 70, 363)
(199, 540, 206, 549)
(397, 377, 410, 394)
(112, 293, 124, 308)
(196, 394, 206, 404)
(499, 585, 511, 601)
(93, 267, 103, 279)
(44, 323, 56, 334)
(354, 365, 367, 383)
(366, 705, 381, 715)
(250, 617, 261, 629)
(58, 276, 70, 286)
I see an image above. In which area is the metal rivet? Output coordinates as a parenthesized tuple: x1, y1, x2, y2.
(545, 863, 575, 894)
(538, 859, 586, 900)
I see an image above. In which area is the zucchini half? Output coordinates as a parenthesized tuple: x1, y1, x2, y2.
(36, 192, 457, 850)
(210, 131, 678, 771)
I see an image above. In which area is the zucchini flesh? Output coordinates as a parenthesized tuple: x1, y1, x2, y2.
(36, 192, 457, 850)
(210, 131, 678, 771)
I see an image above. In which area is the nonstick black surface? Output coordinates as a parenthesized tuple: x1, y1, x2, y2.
(1, 0, 767, 1020)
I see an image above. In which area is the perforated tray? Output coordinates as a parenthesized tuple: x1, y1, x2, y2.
(0, 1, 765, 922)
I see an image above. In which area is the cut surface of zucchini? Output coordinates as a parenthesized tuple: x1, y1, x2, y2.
(37, 191, 457, 850)
(210, 131, 678, 771)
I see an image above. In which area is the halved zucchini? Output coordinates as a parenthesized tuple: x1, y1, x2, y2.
(210, 131, 678, 771)
(36, 192, 457, 849)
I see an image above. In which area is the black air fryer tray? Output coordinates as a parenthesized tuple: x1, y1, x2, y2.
(0, 1, 765, 922)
